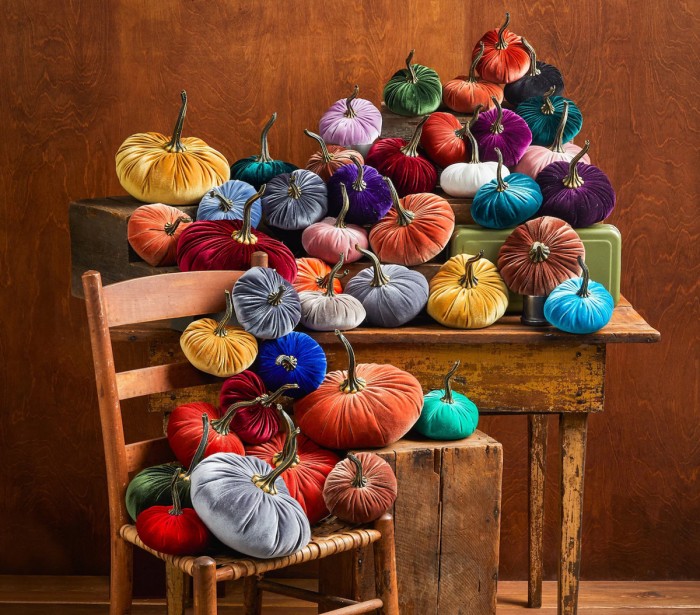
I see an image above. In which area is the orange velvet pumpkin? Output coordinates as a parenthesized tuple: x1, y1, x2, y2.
(304, 130, 364, 182)
(443, 42, 504, 114)
(294, 331, 423, 449)
(127, 203, 192, 266)
(369, 178, 455, 266)
(293, 257, 344, 294)
(472, 13, 530, 84)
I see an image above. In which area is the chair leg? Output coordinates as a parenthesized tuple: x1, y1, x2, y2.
(192, 556, 218, 615)
(166, 561, 187, 615)
(110, 536, 133, 615)
(373, 513, 400, 615)
(243, 575, 263, 615)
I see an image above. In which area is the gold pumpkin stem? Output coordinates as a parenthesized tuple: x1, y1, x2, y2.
(345, 85, 359, 119)
(168, 470, 184, 517)
(275, 354, 298, 371)
(495, 13, 511, 50)
(465, 121, 480, 164)
(348, 453, 368, 488)
(232, 185, 265, 245)
(253, 409, 300, 494)
(440, 360, 461, 404)
(468, 42, 485, 83)
(257, 113, 277, 163)
(400, 116, 428, 157)
(521, 38, 541, 77)
(459, 251, 484, 289)
(540, 85, 557, 115)
(267, 284, 287, 306)
(405, 49, 418, 84)
(274, 407, 301, 468)
(164, 216, 191, 236)
(185, 414, 211, 476)
(494, 148, 509, 192)
(351, 156, 366, 192)
(324, 253, 346, 298)
(335, 183, 351, 229)
(356, 245, 390, 287)
(165, 90, 188, 154)
(576, 255, 591, 298)
(208, 187, 235, 212)
(548, 101, 570, 154)
(261, 382, 300, 407)
(489, 97, 505, 135)
(529, 241, 551, 263)
(214, 290, 235, 337)
(336, 329, 367, 394)
(468, 103, 483, 129)
(383, 176, 415, 227)
(210, 397, 265, 435)
(562, 140, 591, 189)
(287, 172, 302, 199)
(317, 268, 349, 289)
(304, 129, 333, 163)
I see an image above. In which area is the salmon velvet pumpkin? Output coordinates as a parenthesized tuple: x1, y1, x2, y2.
(472, 13, 530, 84)
(116, 91, 229, 205)
(421, 111, 473, 169)
(293, 258, 343, 294)
(127, 203, 192, 266)
(443, 42, 503, 114)
(294, 331, 423, 449)
(304, 130, 364, 182)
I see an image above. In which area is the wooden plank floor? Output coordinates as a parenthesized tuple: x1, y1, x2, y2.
(1, 577, 699, 614)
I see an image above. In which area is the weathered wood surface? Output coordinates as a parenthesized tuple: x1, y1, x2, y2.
(528, 415, 549, 608)
(380, 105, 472, 142)
(165, 561, 187, 615)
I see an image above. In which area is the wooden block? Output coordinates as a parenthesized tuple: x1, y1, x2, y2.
(380, 106, 471, 141)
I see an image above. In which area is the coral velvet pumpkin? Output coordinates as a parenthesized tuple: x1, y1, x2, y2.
(472, 13, 530, 84)
(516, 87, 583, 147)
(323, 453, 398, 524)
(127, 204, 192, 267)
(470, 96, 533, 167)
(421, 111, 474, 169)
(427, 251, 509, 329)
(498, 216, 585, 296)
(443, 42, 503, 114)
(327, 157, 392, 225)
(383, 49, 442, 117)
(294, 330, 423, 449)
(116, 91, 229, 206)
(319, 85, 382, 151)
(304, 129, 364, 181)
(503, 38, 565, 106)
(196, 180, 263, 226)
(261, 170, 328, 231)
(293, 258, 344, 294)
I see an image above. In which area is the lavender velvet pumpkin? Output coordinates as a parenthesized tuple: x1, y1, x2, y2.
(261, 169, 328, 231)
(536, 141, 615, 228)
(319, 85, 382, 153)
(470, 97, 533, 167)
(327, 157, 392, 225)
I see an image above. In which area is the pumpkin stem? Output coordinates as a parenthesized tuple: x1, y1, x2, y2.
(458, 251, 484, 289)
(576, 256, 591, 298)
(548, 100, 570, 153)
(324, 253, 346, 298)
(164, 216, 191, 236)
(495, 13, 511, 50)
(468, 42, 485, 83)
(345, 85, 359, 119)
(356, 246, 390, 287)
(232, 185, 265, 245)
(317, 268, 349, 290)
(383, 176, 415, 226)
(400, 116, 428, 157)
(274, 407, 301, 468)
(540, 85, 557, 115)
(261, 382, 300, 407)
(405, 49, 418, 84)
(521, 38, 541, 77)
(304, 129, 333, 162)
(253, 409, 300, 494)
(214, 290, 235, 337)
(287, 172, 302, 199)
(257, 113, 277, 163)
(489, 97, 505, 135)
(494, 148, 509, 192)
(165, 90, 188, 153)
(335, 184, 351, 229)
(168, 471, 184, 516)
(465, 121, 480, 164)
(275, 354, 298, 371)
(336, 329, 367, 393)
(351, 156, 366, 191)
(267, 284, 287, 306)
(468, 103, 483, 129)
(562, 140, 590, 189)
(529, 241, 551, 263)
(440, 360, 461, 404)
(185, 414, 211, 476)
(348, 453, 368, 488)
(208, 187, 235, 212)
(210, 397, 265, 435)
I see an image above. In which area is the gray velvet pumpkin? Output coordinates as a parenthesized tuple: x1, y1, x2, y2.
(261, 169, 328, 230)
(344, 247, 429, 327)
(298, 253, 366, 331)
(190, 410, 311, 559)
(232, 267, 301, 340)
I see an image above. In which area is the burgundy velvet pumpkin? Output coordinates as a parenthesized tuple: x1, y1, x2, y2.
(470, 96, 532, 167)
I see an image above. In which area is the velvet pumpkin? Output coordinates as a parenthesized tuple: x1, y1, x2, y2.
(196, 180, 263, 226)
(443, 42, 503, 114)
(294, 330, 423, 449)
(232, 266, 301, 340)
(344, 246, 428, 327)
(413, 361, 479, 440)
(256, 332, 327, 399)
(536, 141, 616, 228)
(230, 113, 297, 189)
(421, 110, 475, 169)
(365, 116, 438, 197)
(293, 257, 344, 294)
(319, 85, 382, 152)
(304, 129, 364, 181)
(383, 49, 442, 117)
(127, 204, 192, 267)
(470, 96, 533, 167)
(323, 453, 398, 524)
(516, 87, 583, 147)
(544, 256, 614, 334)
(298, 254, 367, 332)
(497, 216, 585, 297)
(180, 290, 257, 377)
(427, 251, 509, 329)
(472, 13, 529, 84)
(116, 91, 229, 206)
(369, 177, 455, 266)
(326, 157, 392, 225)
(176, 186, 298, 283)
(503, 38, 565, 106)
(302, 183, 369, 264)
(190, 411, 311, 559)
(261, 170, 328, 231)
(471, 147, 543, 229)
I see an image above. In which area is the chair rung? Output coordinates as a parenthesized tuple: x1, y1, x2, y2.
(324, 599, 384, 615)
(257, 579, 357, 606)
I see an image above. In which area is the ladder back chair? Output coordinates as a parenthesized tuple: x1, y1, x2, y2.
(82, 257, 399, 615)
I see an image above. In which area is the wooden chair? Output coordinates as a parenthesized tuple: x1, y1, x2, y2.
(82, 262, 400, 615)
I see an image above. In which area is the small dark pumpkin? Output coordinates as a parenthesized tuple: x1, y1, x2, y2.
(503, 38, 565, 106)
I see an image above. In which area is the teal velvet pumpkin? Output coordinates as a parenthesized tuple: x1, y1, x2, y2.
(471, 147, 543, 229)
(544, 256, 614, 334)
(413, 361, 479, 440)
(515, 87, 582, 147)
(230, 113, 298, 189)
(383, 49, 442, 117)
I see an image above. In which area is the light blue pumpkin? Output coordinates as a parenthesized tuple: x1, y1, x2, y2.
(261, 169, 328, 230)
(196, 179, 263, 227)
(515, 87, 582, 147)
(544, 257, 614, 334)
(471, 147, 543, 229)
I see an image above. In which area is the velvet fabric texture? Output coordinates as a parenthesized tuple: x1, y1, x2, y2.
(514, 142, 590, 179)
(127, 204, 192, 267)
(415, 388, 479, 440)
(232, 267, 301, 340)
(498, 216, 585, 296)
(323, 453, 398, 524)
(421, 112, 470, 169)
(440, 161, 503, 198)
(442, 42, 503, 114)
(293, 258, 343, 294)
(196, 180, 263, 226)
(516, 95, 583, 147)
(298, 290, 366, 331)
(319, 85, 382, 147)
(472, 13, 529, 84)
(304, 130, 364, 181)
(470, 101, 533, 167)
(126, 463, 191, 522)
(191, 453, 311, 558)
(301, 216, 368, 265)
(326, 160, 392, 225)
(383, 50, 442, 117)
(504, 62, 565, 106)
(261, 170, 328, 231)
(136, 504, 210, 556)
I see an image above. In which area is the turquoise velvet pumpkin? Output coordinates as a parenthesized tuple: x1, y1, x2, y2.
(383, 49, 443, 117)
(413, 361, 479, 440)
(544, 256, 614, 334)
(515, 87, 582, 147)
(261, 170, 328, 231)
(471, 147, 543, 229)
(196, 180, 263, 227)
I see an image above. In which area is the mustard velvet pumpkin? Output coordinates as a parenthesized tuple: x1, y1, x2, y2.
(427, 251, 508, 329)
(116, 91, 230, 205)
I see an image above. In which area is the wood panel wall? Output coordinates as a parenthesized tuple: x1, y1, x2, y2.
(1, 0, 698, 580)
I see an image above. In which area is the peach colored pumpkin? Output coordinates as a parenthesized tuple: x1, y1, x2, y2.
(127, 203, 192, 266)
(442, 42, 503, 114)
(304, 130, 363, 182)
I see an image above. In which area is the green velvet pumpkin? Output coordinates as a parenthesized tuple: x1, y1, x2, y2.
(413, 361, 479, 440)
(383, 50, 442, 117)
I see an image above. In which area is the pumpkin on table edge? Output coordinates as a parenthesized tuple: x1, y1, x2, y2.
(515, 86, 583, 147)
(127, 203, 192, 267)
(196, 179, 263, 226)
(319, 85, 382, 153)
(470, 96, 533, 167)
(383, 49, 442, 117)
(304, 129, 364, 181)
(472, 13, 530, 84)
(443, 42, 503, 114)
(503, 38, 565, 106)
(293, 257, 344, 294)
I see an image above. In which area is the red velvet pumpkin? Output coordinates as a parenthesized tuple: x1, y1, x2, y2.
(293, 257, 344, 294)
(176, 186, 298, 282)
(294, 331, 423, 449)
(304, 129, 363, 182)
(421, 109, 481, 169)
(442, 42, 503, 114)
(472, 13, 530, 84)
(323, 453, 398, 524)
(127, 204, 192, 266)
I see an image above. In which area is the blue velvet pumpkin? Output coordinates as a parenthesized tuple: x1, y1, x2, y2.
(261, 169, 328, 230)
(471, 147, 543, 229)
(196, 180, 263, 227)
(544, 256, 614, 334)
(515, 87, 582, 147)
(256, 332, 327, 399)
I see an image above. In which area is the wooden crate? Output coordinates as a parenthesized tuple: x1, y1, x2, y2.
(381, 105, 472, 141)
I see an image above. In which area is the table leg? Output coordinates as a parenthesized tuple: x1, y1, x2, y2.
(528, 414, 548, 608)
(559, 413, 588, 615)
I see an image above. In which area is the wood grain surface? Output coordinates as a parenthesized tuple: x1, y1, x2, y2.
(0, 0, 697, 584)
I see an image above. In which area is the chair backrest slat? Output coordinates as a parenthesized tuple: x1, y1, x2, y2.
(117, 362, 221, 400)
(126, 438, 175, 473)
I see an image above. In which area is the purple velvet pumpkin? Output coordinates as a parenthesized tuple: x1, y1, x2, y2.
(536, 141, 615, 228)
(470, 96, 532, 167)
(327, 157, 392, 225)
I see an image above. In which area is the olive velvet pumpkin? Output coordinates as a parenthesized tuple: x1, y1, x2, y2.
(304, 129, 364, 181)
(383, 49, 442, 117)
(470, 96, 533, 167)
(503, 38, 565, 106)
(127, 204, 192, 267)
(515, 86, 583, 147)
(472, 13, 529, 84)
(261, 170, 328, 231)
(196, 180, 263, 226)
(443, 42, 503, 114)
(319, 85, 382, 151)
(293, 257, 344, 294)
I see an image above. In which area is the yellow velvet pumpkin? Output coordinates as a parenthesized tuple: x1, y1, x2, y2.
(427, 251, 508, 329)
(180, 290, 257, 377)
(116, 91, 230, 205)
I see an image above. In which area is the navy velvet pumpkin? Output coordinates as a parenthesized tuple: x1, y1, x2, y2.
(503, 38, 565, 106)
(261, 170, 328, 231)
(196, 180, 263, 227)
(326, 157, 392, 225)
(515, 87, 582, 147)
